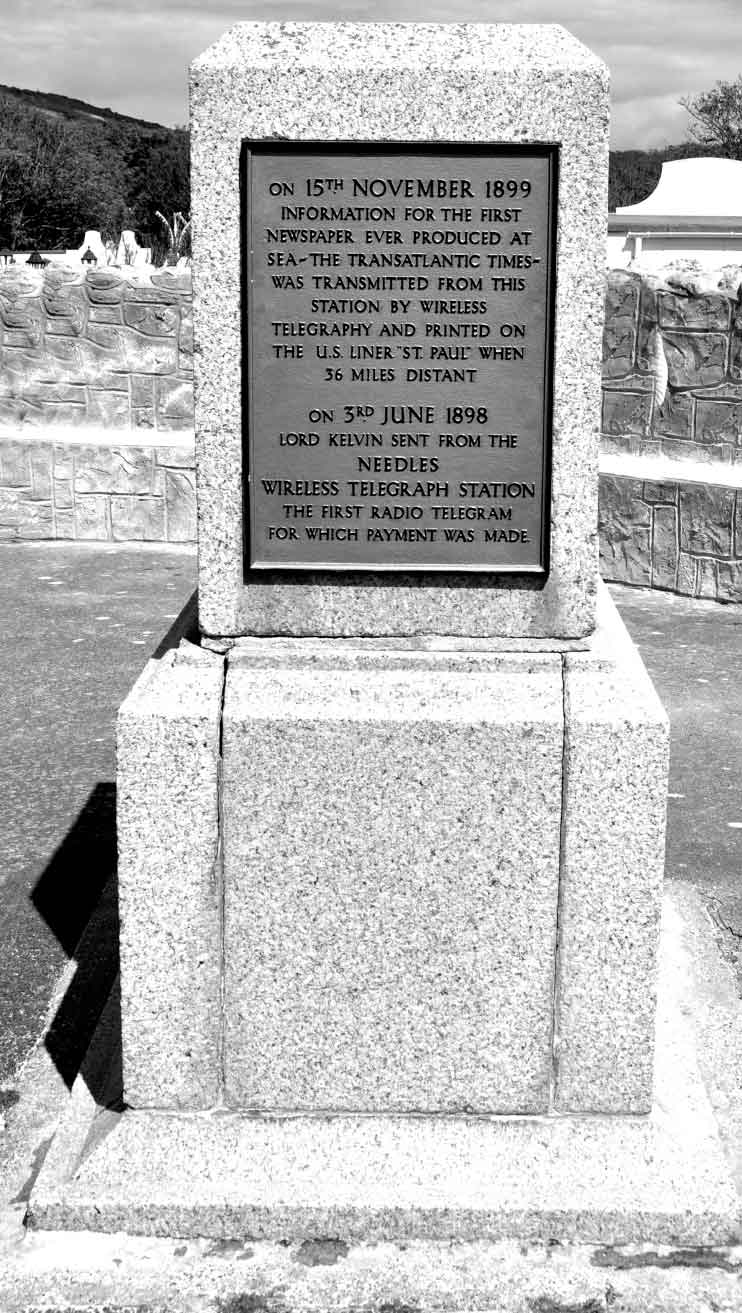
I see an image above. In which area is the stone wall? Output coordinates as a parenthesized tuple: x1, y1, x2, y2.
(603, 270, 742, 466)
(0, 266, 193, 430)
(0, 436, 195, 543)
(3, 265, 742, 607)
(600, 270, 742, 602)
(599, 471, 742, 602)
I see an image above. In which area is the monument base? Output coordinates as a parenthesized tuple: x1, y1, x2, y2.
(26, 891, 740, 1246)
(116, 582, 670, 1121)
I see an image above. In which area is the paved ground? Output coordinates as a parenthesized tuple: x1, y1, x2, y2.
(0, 542, 740, 1095)
(0, 542, 197, 1087)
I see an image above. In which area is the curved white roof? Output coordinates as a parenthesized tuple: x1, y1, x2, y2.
(616, 157, 742, 217)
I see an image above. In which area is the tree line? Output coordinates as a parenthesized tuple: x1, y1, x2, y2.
(1, 75, 741, 246)
(0, 90, 189, 257)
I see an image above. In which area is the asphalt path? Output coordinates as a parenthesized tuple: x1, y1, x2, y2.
(0, 543, 740, 1094)
(0, 543, 196, 1087)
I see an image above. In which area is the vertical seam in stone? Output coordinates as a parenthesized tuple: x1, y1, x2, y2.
(216, 655, 227, 1106)
(549, 652, 569, 1113)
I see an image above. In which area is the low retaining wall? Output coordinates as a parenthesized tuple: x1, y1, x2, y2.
(2, 266, 742, 603)
(600, 269, 742, 602)
(0, 431, 195, 543)
(599, 458, 742, 602)
(0, 266, 193, 431)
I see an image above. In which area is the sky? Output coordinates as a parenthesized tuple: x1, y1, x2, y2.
(3, 0, 742, 150)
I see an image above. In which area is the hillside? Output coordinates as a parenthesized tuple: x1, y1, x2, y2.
(0, 85, 188, 256)
(0, 82, 168, 134)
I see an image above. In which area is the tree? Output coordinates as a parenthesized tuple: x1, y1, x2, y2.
(681, 76, 742, 159)
(122, 127, 190, 240)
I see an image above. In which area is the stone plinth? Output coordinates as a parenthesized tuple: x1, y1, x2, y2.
(222, 653, 564, 1113)
(28, 891, 738, 1246)
(116, 583, 667, 1117)
(190, 23, 609, 638)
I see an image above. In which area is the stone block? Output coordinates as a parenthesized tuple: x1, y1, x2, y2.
(605, 271, 639, 322)
(85, 388, 131, 428)
(155, 443, 196, 470)
(53, 477, 73, 510)
(0, 269, 41, 300)
(0, 440, 30, 488)
(85, 270, 124, 305)
(151, 269, 193, 296)
(677, 551, 697, 596)
(598, 474, 651, 586)
(46, 336, 82, 368)
(191, 23, 609, 638)
(555, 598, 669, 1113)
(85, 322, 126, 354)
(28, 445, 52, 500)
(695, 396, 742, 447)
(0, 486, 21, 531)
(117, 646, 224, 1108)
(74, 445, 153, 495)
(653, 389, 693, 441)
(643, 481, 677, 505)
(602, 315, 636, 378)
(131, 374, 155, 408)
(697, 557, 718, 599)
(156, 376, 194, 428)
(76, 336, 128, 380)
(132, 407, 155, 429)
(123, 302, 180, 337)
(717, 559, 742, 602)
(731, 331, 742, 381)
(44, 266, 84, 289)
(657, 291, 731, 333)
(662, 331, 727, 390)
(74, 493, 110, 539)
(652, 503, 679, 590)
(2, 490, 55, 538)
(54, 507, 74, 538)
(178, 306, 194, 366)
(43, 285, 87, 336)
(1, 299, 42, 333)
(679, 485, 735, 558)
(222, 651, 564, 1112)
(124, 280, 179, 305)
(28, 380, 86, 407)
(124, 335, 179, 376)
(165, 469, 196, 541)
(88, 304, 123, 325)
(602, 389, 651, 438)
(33, 402, 86, 427)
(3, 325, 42, 349)
(53, 445, 73, 479)
(111, 494, 165, 541)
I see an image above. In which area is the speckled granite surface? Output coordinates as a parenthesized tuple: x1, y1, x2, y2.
(190, 23, 609, 638)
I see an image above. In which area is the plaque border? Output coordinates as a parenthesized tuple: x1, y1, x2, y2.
(241, 141, 558, 579)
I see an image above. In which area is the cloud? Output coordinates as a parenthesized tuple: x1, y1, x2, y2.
(1, 0, 741, 147)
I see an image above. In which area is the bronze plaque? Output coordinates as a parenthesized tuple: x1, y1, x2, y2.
(244, 145, 557, 572)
